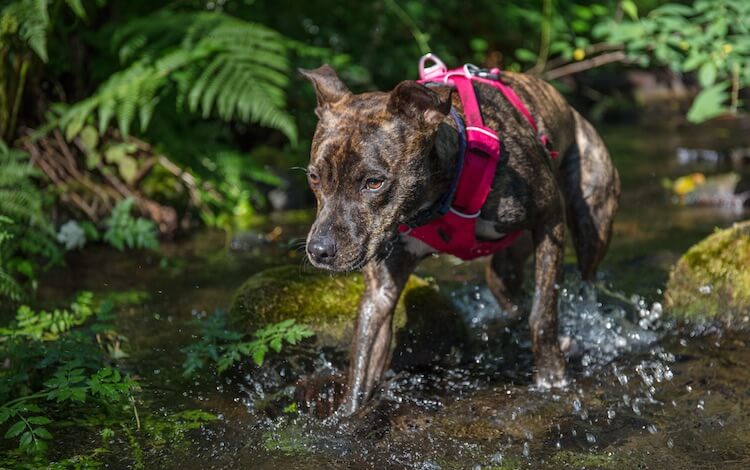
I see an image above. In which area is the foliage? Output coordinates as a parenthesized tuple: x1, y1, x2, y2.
(0, 294, 139, 456)
(182, 311, 314, 377)
(58, 9, 298, 143)
(0, 141, 60, 303)
(598, 0, 750, 121)
(1, 291, 95, 340)
(102, 197, 159, 251)
(0, 0, 89, 140)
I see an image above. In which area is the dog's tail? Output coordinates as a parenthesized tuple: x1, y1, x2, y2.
(559, 111, 621, 281)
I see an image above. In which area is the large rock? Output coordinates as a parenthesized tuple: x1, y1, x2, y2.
(229, 266, 467, 367)
(665, 220, 750, 327)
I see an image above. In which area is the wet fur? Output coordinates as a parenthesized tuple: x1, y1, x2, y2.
(301, 65, 620, 415)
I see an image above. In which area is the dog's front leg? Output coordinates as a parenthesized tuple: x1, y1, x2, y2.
(530, 216, 567, 387)
(342, 249, 417, 415)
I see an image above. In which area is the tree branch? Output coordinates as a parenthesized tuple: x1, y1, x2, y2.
(543, 51, 628, 81)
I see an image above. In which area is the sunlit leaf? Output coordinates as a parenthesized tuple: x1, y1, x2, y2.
(698, 62, 717, 87)
(687, 83, 729, 123)
(621, 0, 638, 20)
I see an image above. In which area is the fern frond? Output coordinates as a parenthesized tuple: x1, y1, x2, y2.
(1, 0, 50, 61)
(0, 142, 60, 303)
(0, 143, 46, 228)
(57, 11, 299, 142)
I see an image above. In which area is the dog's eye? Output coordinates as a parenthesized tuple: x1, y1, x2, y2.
(308, 171, 320, 186)
(365, 178, 384, 191)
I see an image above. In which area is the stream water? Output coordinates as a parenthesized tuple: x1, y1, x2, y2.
(40, 122, 750, 469)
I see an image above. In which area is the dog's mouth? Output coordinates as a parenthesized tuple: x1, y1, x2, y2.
(306, 233, 397, 272)
(307, 250, 368, 272)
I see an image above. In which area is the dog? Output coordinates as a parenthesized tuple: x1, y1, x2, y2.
(300, 62, 620, 415)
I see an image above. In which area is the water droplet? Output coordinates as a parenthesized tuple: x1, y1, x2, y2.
(607, 408, 616, 420)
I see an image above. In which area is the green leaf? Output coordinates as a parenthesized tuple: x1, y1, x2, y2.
(26, 416, 50, 425)
(65, 119, 84, 141)
(698, 62, 717, 87)
(687, 83, 729, 123)
(251, 344, 267, 366)
(19, 430, 33, 448)
(79, 125, 99, 150)
(514, 48, 537, 62)
(683, 52, 708, 71)
(621, 0, 638, 20)
(652, 3, 694, 16)
(33, 427, 52, 440)
(118, 156, 138, 184)
(104, 145, 127, 164)
(65, 0, 86, 18)
(5, 420, 26, 438)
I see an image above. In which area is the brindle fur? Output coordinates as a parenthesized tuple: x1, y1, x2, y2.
(300, 64, 620, 415)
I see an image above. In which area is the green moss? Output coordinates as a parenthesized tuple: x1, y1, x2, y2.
(229, 266, 467, 363)
(665, 221, 750, 325)
(549, 450, 620, 469)
(229, 266, 366, 343)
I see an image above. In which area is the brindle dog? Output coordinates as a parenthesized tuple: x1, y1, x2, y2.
(300, 64, 620, 415)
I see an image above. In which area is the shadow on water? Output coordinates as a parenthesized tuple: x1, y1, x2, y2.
(39, 122, 750, 468)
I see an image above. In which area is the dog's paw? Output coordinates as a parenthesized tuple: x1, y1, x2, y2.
(533, 367, 569, 390)
(294, 374, 347, 418)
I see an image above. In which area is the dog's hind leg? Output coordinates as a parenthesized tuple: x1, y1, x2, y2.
(486, 232, 533, 320)
(560, 111, 620, 281)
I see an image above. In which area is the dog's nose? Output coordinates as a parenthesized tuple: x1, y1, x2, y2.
(308, 236, 337, 263)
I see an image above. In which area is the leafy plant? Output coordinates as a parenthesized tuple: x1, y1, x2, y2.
(0, 294, 140, 456)
(102, 197, 159, 251)
(58, 9, 298, 143)
(182, 311, 314, 377)
(0, 141, 60, 302)
(597, 0, 750, 121)
(2, 291, 95, 340)
(0, 0, 90, 141)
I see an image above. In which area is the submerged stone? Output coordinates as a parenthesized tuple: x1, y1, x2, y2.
(229, 265, 467, 367)
(665, 220, 750, 327)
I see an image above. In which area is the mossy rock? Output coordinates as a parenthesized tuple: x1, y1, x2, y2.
(229, 266, 467, 367)
(665, 220, 750, 327)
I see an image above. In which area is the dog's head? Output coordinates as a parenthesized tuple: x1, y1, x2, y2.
(300, 65, 453, 271)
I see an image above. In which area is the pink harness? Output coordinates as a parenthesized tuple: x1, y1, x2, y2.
(399, 55, 557, 260)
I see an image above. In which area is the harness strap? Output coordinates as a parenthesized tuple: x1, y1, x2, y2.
(450, 75, 502, 216)
(471, 74, 559, 159)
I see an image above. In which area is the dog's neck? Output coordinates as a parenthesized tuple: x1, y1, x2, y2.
(421, 115, 461, 214)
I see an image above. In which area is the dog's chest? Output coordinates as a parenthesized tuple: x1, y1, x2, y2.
(401, 218, 506, 257)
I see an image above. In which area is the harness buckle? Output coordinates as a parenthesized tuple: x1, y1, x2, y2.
(418, 53, 447, 81)
(463, 63, 500, 80)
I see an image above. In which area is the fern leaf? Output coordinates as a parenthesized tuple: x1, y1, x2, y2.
(64, 0, 85, 19)
(54, 10, 301, 142)
(2, 0, 51, 62)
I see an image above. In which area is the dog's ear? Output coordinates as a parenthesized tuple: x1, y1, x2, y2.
(299, 65, 351, 114)
(388, 81, 452, 127)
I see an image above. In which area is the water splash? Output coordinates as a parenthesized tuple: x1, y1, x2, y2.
(449, 276, 664, 369)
